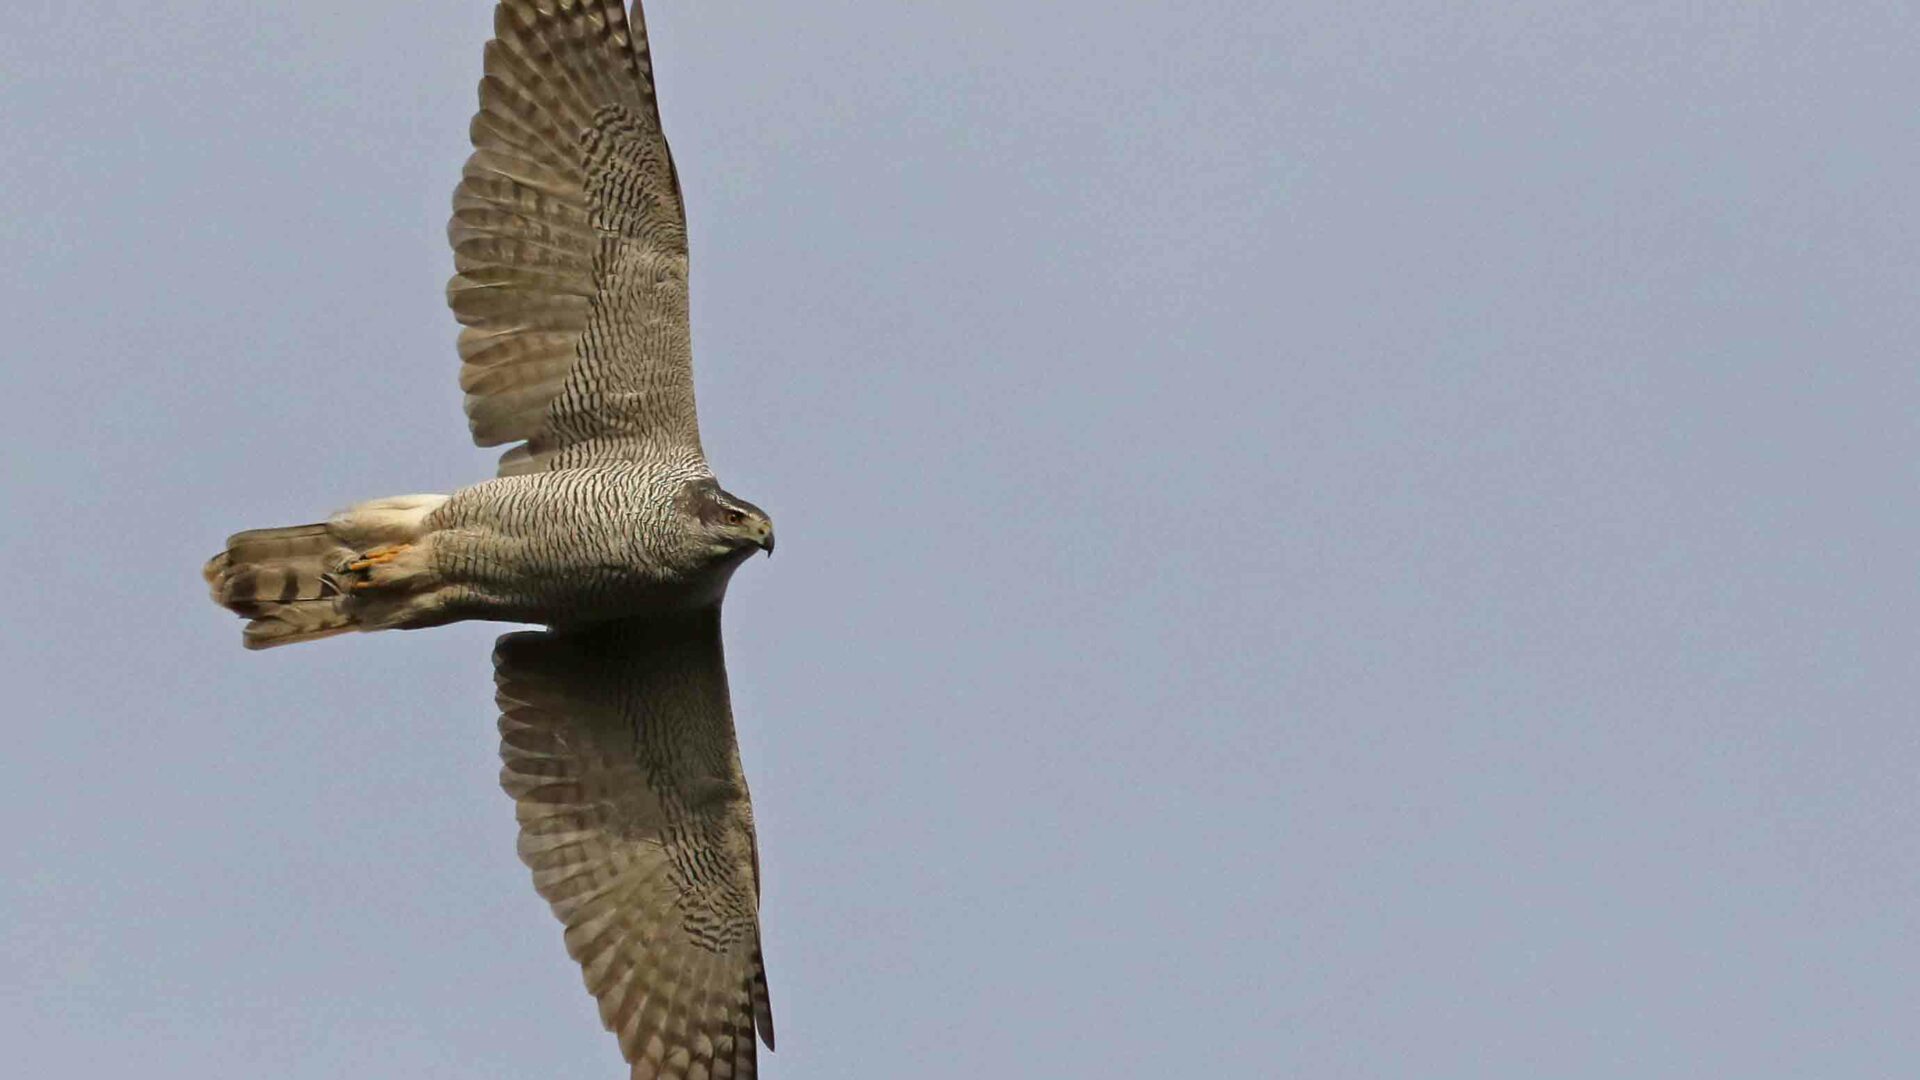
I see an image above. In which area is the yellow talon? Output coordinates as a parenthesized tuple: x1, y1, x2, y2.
(348, 544, 409, 572)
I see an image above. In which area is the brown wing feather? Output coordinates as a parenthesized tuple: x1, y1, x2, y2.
(451, 1, 704, 477)
(496, 612, 773, 1078)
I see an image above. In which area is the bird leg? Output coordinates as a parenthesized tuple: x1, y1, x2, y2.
(348, 544, 414, 590)
(349, 544, 410, 571)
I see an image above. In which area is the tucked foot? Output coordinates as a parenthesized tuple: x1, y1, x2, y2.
(349, 544, 410, 572)
(346, 543, 423, 592)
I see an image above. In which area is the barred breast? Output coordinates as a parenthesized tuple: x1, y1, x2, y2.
(427, 460, 735, 625)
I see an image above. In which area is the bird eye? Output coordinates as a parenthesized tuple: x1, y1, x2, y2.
(726, 510, 745, 526)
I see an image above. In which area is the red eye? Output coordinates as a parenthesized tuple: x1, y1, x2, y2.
(726, 511, 745, 525)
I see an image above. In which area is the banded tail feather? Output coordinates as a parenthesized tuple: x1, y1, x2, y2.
(203, 494, 450, 649)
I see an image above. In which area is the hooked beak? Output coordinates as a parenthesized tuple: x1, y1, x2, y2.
(759, 530, 775, 558)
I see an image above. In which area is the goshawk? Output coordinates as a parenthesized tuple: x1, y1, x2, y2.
(202, 3, 778, 1076)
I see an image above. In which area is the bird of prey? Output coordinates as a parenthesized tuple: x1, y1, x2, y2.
(201, 3, 777, 1076)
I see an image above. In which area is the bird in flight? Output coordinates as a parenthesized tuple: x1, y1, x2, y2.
(202, 3, 777, 1076)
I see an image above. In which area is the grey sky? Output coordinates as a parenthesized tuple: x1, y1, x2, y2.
(4, 1, 1916, 1076)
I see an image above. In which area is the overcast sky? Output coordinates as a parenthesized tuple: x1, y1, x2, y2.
(3, 2, 1917, 1076)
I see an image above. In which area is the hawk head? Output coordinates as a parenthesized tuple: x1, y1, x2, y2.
(682, 479, 775, 560)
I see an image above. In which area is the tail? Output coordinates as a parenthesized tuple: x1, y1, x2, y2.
(203, 494, 450, 650)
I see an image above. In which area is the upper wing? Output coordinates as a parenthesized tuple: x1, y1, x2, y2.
(450, 0, 705, 477)
(495, 612, 774, 1078)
